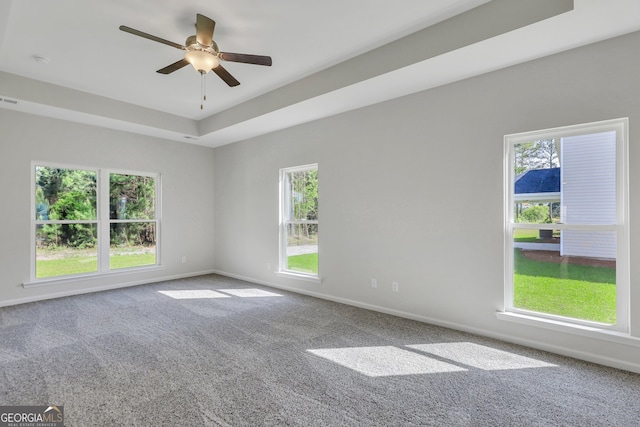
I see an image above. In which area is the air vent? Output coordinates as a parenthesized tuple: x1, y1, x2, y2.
(183, 135, 198, 140)
(2, 98, 18, 105)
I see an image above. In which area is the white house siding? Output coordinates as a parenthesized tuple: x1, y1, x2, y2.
(561, 230, 616, 259)
(560, 131, 616, 259)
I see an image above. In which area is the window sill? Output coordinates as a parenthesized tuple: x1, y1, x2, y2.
(23, 265, 165, 289)
(275, 270, 322, 284)
(496, 311, 640, 347)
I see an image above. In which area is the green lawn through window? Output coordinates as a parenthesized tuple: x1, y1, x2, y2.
(36, 255, 98, 278)
(36, 250, 155, 278)
(287, 253, 318, 274)
(513, 249, 616, 324)
(513, 228, 560, 242)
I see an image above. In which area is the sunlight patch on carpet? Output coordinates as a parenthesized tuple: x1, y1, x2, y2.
(157, 290, 231, 299)
(407, 342, 557, 370)
(218, 288, 283, 298)
(307, 346, 466, 377)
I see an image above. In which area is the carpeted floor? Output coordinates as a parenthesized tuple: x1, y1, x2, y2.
(1, 274, 639, 426)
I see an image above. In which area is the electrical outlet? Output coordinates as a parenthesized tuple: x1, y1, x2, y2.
(392, 281, 399, 292)
(181, 256, 187, 264)
(371, 278, 377, 289)
(267, 262, 272, 271)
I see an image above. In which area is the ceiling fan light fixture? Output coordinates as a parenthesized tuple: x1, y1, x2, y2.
(185, 50, 219, 72)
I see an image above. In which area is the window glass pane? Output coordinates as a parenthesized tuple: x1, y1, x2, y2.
(110, 222, 156, 269)
(513, 133, 616, 226)
(36, 224, 98, 278)
(513, 139, 560, 225)
(110, 173, 155, 220)
(35, 166, 97, 220)
(513, 229, 616, 324)
(285, 170, 318, 221)
(286, 223, 318, 274)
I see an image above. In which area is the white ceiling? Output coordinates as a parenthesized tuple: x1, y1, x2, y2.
(1, 0, 640, 147)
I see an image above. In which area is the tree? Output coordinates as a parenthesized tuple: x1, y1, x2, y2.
(514, 141, 536, 175)
(36, 167, 65, 207)
(530, 138, 559, 169)
(289, 169, 318, 242)
(110, 174, 156, 246)
(514, 139, 559, 175)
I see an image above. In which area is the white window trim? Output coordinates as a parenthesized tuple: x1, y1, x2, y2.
(502, 118, 629, 333)
(275, 270, 322, 284)
(278, 163, 320, 280)
(29, 162, 161, 284)
(23, 265, 165, 288)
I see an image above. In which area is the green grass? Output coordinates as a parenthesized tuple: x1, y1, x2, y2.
(513, 249, 616, 324)
(36, 255, 98, 278)
(110, 252, 156, 270)
(513, 228, 560, 242)
(37, 251, 155, 278)
(287, 253, 318, 274)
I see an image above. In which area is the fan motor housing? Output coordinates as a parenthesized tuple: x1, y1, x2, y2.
(186, 35, 218, 53)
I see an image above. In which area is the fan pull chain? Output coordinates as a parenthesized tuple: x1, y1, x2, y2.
(200, 71, 206, 110)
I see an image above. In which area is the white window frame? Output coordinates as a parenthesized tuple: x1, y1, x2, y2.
(278, 163, 320, 282)
(102, 169, 161, 272)
(502, 118, 629, 333)
(29, 162, 161, 284)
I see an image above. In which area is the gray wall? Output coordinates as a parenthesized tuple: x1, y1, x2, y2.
(0, 110, 216, 304)
(213, 31, 640, 371)
(2, 29, 639, 373)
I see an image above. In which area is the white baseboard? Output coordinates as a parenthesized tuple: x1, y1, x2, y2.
(0, 269, 217, 308)
(212, 269, 640, 374)
(5, 268, 639, 374)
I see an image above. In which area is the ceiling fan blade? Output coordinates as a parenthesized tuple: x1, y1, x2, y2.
(196, 14, 215, 47)
(157, 59, 190, 74)
(119, 25, 185, 50)
(213, 64, 240, 87)
(219, 52, 272, 66)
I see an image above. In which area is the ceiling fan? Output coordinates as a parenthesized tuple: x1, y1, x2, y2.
(119, 13, 272, 109)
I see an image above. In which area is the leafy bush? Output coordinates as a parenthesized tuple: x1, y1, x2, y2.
(49, 191, 96, 221)
(519, 205, 550, 223)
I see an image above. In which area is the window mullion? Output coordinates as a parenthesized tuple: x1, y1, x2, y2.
(511, 223, 617, 231)
(34, 220, 98, 225)
(286, 220, 318, 225)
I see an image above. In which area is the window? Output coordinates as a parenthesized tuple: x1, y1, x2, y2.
(504, 119, 628, 331)
(33, 165, 159, 281)
(109, 173, 157, 270)
(279, 164, 318, 277)
(35, 166, 98, 278)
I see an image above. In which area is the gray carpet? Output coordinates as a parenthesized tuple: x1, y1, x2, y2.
(1, 274, 639, 426)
